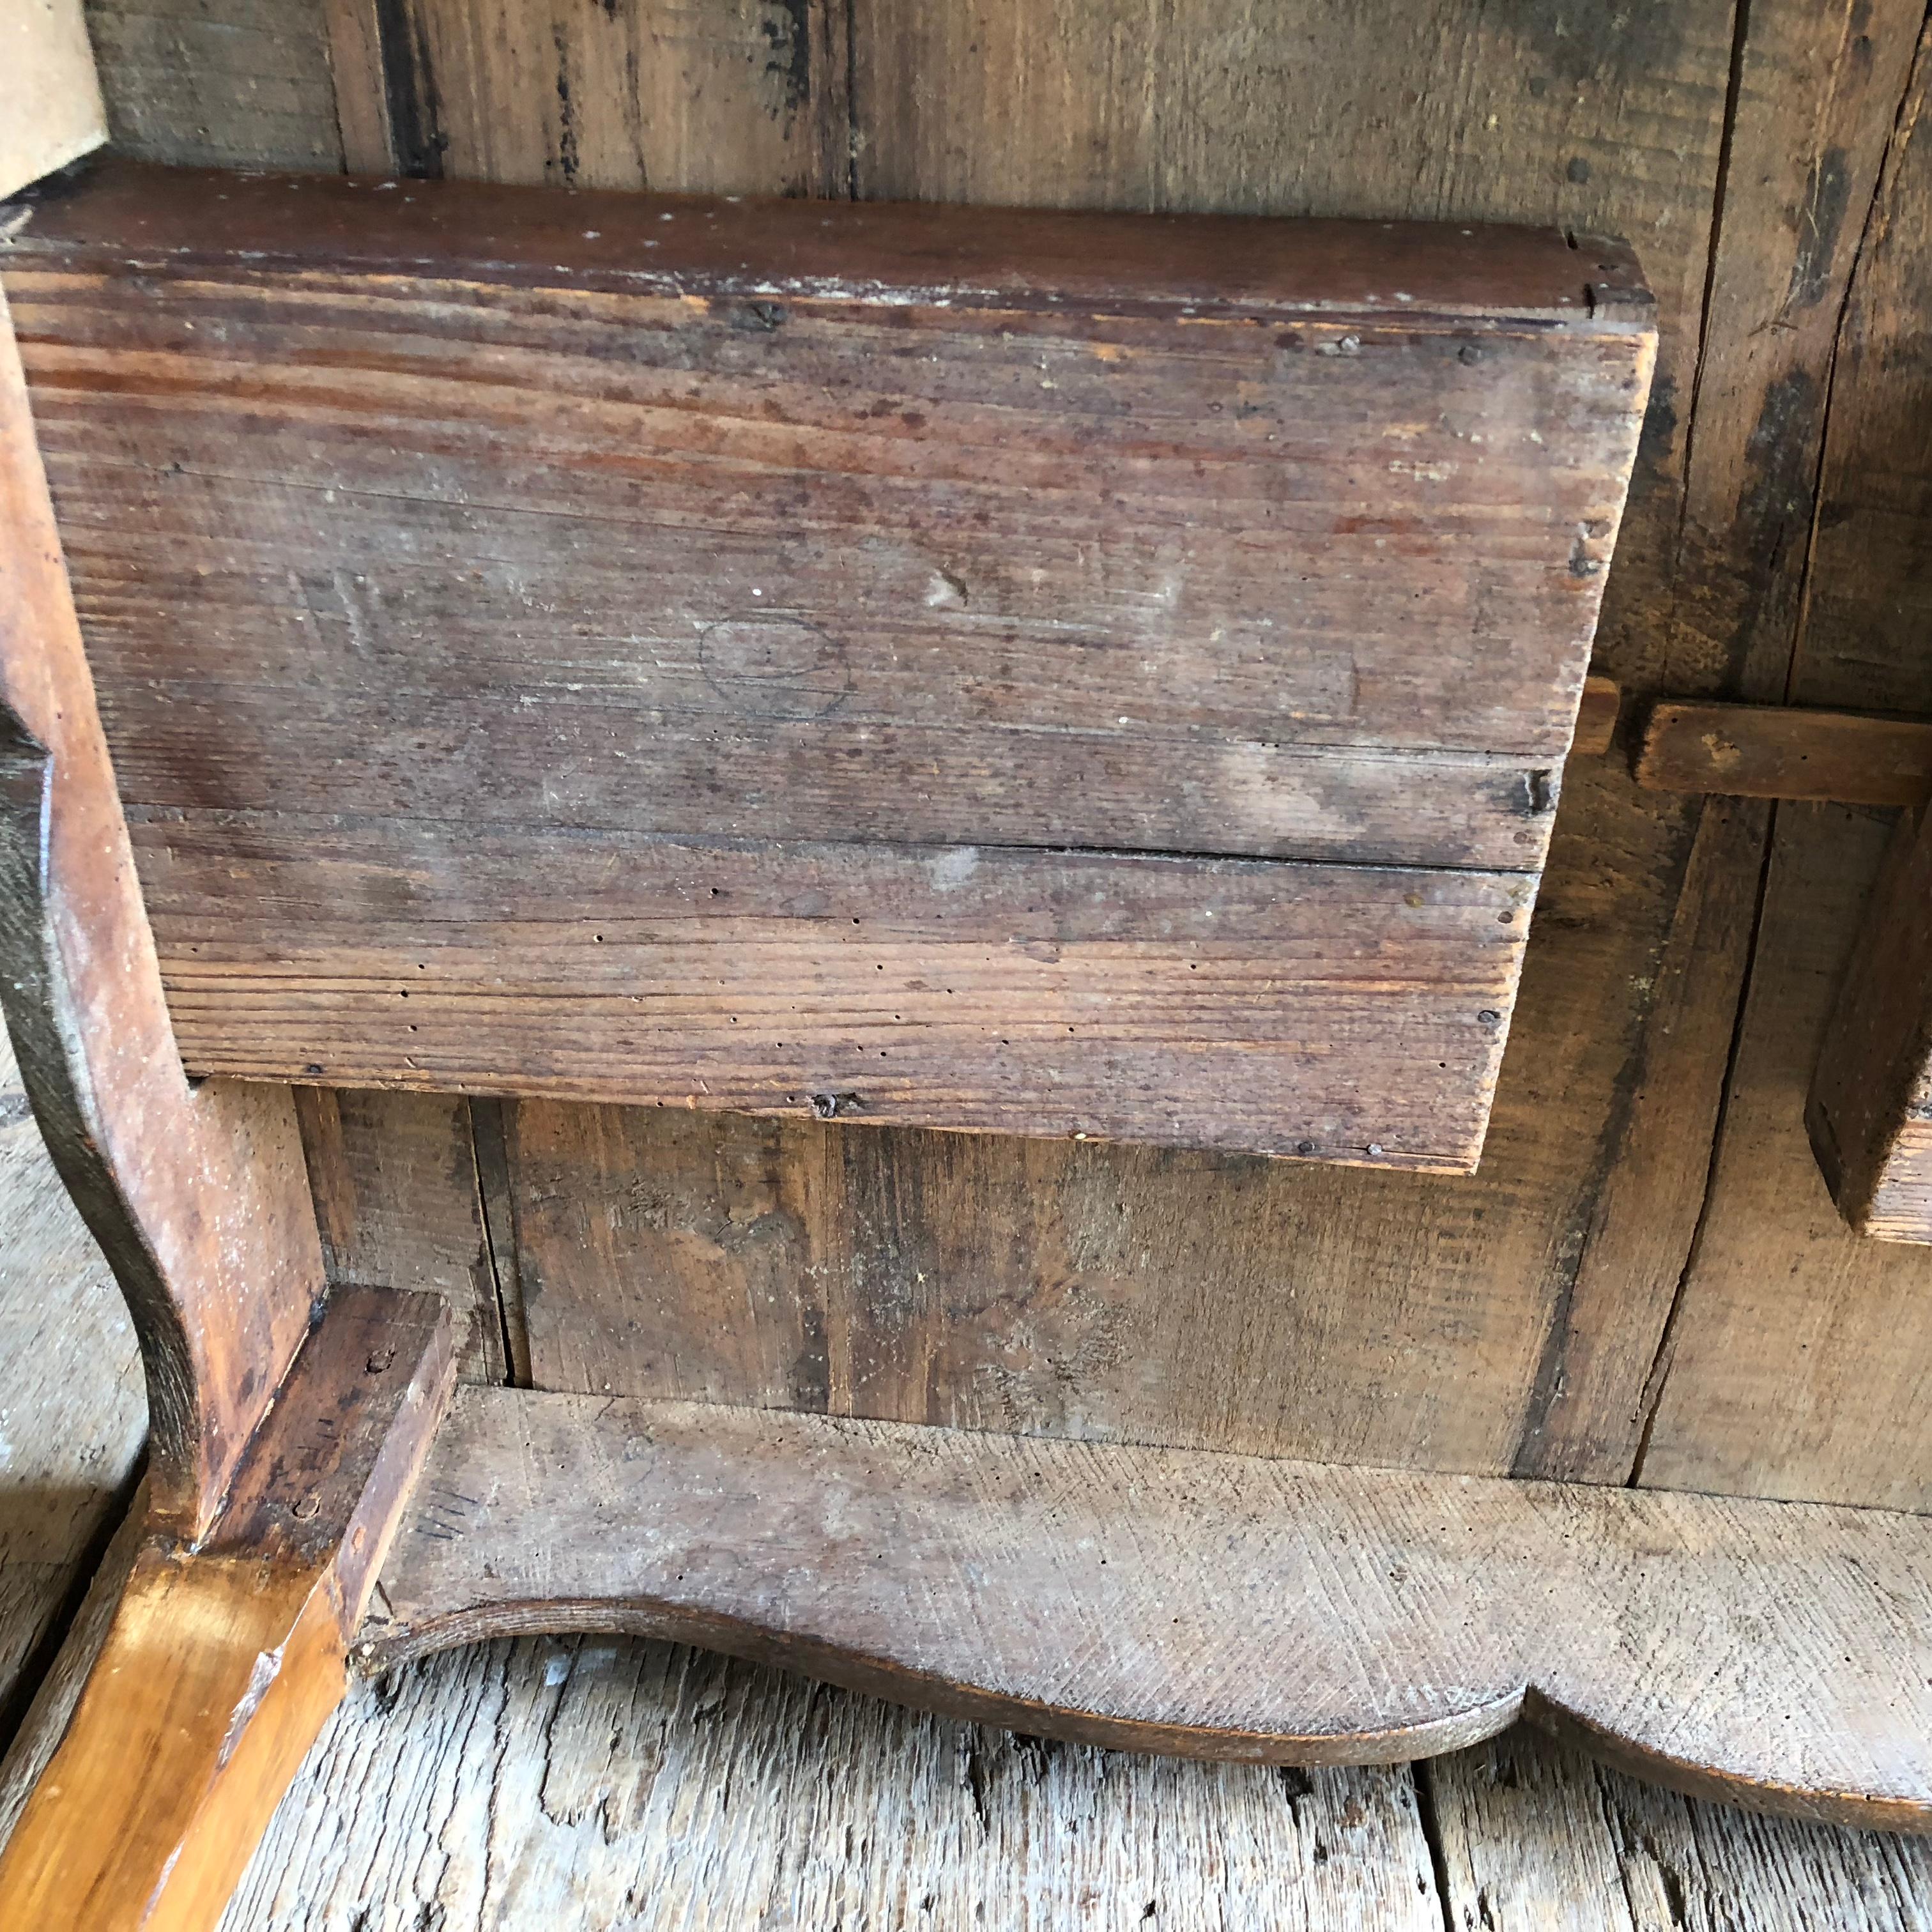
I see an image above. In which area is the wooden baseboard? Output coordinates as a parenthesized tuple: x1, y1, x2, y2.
(365, 1389, 1932, 1832)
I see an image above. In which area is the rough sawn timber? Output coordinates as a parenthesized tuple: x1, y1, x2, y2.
(0, 158, 1653, 1167)
(365, 1387, 1932, 1833)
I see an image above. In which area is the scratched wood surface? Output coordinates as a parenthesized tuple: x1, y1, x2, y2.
(38, 0, 1926, 1498)
(1637, 16, 1932, 1506)
(0, 159, 1652, 1164)
(0, 284, 327, 1538)
(1, 933, 1927, 1929)
(362, 1386, 1932, 1827)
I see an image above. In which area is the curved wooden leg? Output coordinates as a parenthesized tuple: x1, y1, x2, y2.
(0, 1288, 454, 1930)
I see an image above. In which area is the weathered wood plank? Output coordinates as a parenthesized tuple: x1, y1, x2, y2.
(1640, 806, 1932, 1508)
(1, 160, 1653, 1161)
(1809, 804, 1932, 1240)
(1637, 701, 1932, 805)
(0, 0, 105, 202)
(368, 1387, 1932, 1830)
(1427, 1729, 1932, 1931)
(295, 1087, 508, 1379)
(1507, 0, 1932, 1483)
(191, 0, 1745, 1485)
(324, 0, 851, 194)
(146, 819, 1529, 1167)
(1637, 13, 1932, 1506)
(0, 284, 326, 1538)
(81, 0, 342, 172)
(4, 165, 1652, 848)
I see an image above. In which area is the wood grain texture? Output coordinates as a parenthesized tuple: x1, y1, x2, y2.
(1, 160, 1653, 1162)
(326, 0, 851, 194)
(369, 1386, 1932, 1830)
(0, 1287, 455, 1932)
(1637, 702, 1932, 805)
(1808, 803, 1932, 1240)
(1427, 1729, 1932, 1931)
(148, 821, 1531, 1168)
(1638, 12, 1932, 1507)
(0, 286, 326, 1537)
(1573, 673, 1621, 758)
(80, 0, 342, 172)
(1640, 806, 1932, 1509)
(15, 1510, 1932, 1931)
(295, 1087, 509, 1379)
(0, 0, 106, 202)
(1510, 0, 1932, 1485)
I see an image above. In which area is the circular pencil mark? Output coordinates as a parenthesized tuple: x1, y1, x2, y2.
(700, 617, 850, 719)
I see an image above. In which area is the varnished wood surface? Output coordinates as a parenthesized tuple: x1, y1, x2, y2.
(1637, 701, 1932, 806)
(1809, 805, 1932, 1241)
(0, 1287, 455, 1931)
(368, 1386, 1932, 1830)
(0, 287, 326, 1537)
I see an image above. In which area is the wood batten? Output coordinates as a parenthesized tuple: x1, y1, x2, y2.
(1636, 700, 1932, 806)
(367, 1388, 1932, 1830)
(0, 1287, 456, 1931)
(1, 159, 1653, 1168)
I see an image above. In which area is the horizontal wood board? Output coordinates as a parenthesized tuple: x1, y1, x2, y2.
(143, 816, 1530, 1165)
(1, 158, 1652, 1161)
(368, 1386, 1932, 1828)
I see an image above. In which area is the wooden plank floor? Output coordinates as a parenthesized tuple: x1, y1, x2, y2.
(2, 1031, 1930, 1926)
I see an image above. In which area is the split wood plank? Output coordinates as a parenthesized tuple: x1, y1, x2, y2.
(0, 0, 105, 203)
(0, 1287, 456, 1932)
(1637, 701, 1932, 805)
(295, 1087, 509, 1380)
(1809, 804, 1932, 1241)
(1637, 12, 1932, 1506)
(0, 284, 326, 1538)
(370, 1386, 1932, 1830)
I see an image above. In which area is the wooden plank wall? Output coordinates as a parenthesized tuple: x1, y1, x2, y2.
(83, 0, 1932, 1508)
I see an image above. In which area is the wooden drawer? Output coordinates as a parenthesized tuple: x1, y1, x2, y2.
(2, 162, 1653, 1167)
